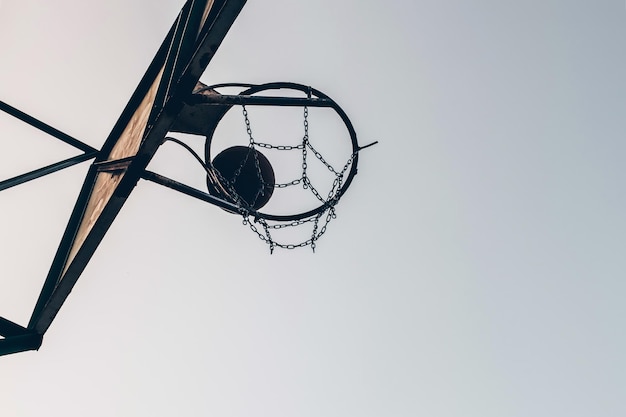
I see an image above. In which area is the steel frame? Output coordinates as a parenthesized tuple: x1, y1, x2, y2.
(0, 0, 248, 356)
(0, 0, 368, 356)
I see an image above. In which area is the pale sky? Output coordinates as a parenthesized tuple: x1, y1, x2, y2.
(1, 1, 625, 416)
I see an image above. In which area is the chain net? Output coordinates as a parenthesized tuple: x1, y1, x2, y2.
(211, 105, 358, 253)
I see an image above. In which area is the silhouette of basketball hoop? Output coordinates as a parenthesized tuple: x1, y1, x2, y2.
(0, 0, 376, 356)
(156, 81, 376, 251)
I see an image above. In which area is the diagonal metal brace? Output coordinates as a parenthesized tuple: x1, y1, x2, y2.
(0, 151, 98, 192)
(0, 100, 99, 191)
(0, 317, 42, 356)
(0, 100, 97, 153)
(0, 334, 43, 356)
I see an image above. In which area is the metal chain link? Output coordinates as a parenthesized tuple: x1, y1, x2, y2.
(253, 142, 304, 151)
(301, 106, 309, 188)
(306, 141, 338, 175)
(273, 178, 302, 188)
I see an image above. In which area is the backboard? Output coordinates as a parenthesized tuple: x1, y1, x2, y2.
(27, 0, 247, 334)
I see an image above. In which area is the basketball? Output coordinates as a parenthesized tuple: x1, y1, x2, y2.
(211, 146, 275, 210)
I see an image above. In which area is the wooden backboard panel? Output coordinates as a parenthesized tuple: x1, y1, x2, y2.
(63, 171, 125, 273)
(63, 67, 164, 272)
(108, 68, 165, 161)
(63, 0, 218, 273)
(29, 0, 248, 333)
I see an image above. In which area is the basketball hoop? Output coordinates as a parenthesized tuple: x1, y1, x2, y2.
(0, 0, 377, 356)
(162, 82, 377, 252)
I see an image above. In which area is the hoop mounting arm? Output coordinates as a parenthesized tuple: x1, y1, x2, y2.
(185, 93, 334, 107)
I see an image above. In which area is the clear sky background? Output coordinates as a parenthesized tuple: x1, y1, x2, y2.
(1, 1, 625, 416)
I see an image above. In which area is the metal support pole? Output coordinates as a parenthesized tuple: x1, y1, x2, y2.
(0, 151, 98, 191)
(0, 317, 41, 356)
(0, 100, 97, 154)
(0, 334, 43, 356)
(0, 316, 29, 337)
(142, 170, 241, 212)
